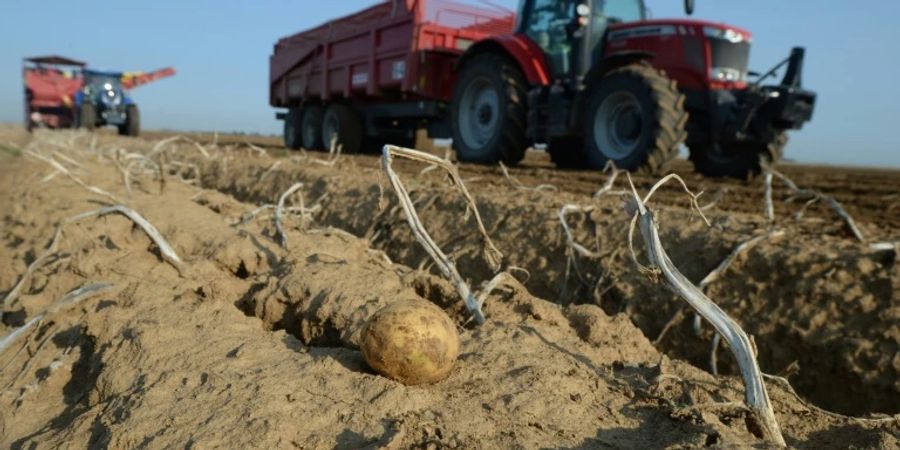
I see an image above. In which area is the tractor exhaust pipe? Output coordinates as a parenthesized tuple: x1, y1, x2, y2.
(684, 0, 695, 15)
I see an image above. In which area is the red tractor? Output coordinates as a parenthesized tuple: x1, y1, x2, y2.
(271, 0, 815, 178)
(451, 0, 814, 177)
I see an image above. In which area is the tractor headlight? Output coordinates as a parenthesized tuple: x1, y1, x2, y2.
(710, 67, 745, 82)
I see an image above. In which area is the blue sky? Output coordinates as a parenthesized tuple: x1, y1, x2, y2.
(1, 0, 898, 167)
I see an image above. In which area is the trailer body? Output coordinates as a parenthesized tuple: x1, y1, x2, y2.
(23, 56, 86, 130)
(270, 0, 514, 143)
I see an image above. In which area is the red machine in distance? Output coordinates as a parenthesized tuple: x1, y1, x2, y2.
(23, 55, 176, 133)
(271, 0, 815, 178)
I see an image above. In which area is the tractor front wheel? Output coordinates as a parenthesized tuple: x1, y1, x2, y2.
(582, 65, 687, 172)
(78, 103, 97, 131)
(689, 132, 787, 179)
(119, 105, 140, 136)
(451, 53, 528, 165)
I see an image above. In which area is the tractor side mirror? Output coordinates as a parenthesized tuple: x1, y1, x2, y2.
(684, 0, 695, 15)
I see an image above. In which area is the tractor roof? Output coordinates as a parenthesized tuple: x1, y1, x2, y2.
(24, 55, 87, 67)
(84, 69, 125, 77)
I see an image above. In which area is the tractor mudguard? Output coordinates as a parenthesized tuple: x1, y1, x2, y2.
(582, 51, 655, 88)
(456, 34, 551, 86)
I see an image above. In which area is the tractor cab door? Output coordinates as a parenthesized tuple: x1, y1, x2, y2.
(519, 0, 580, 79)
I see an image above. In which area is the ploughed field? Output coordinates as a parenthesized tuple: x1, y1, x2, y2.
(1, 125, 897, 448)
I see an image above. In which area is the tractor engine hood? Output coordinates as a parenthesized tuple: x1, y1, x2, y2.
(606, 19, 754, 89)
(606, 19, 752, 44)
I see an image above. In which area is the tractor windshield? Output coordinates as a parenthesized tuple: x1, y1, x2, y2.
(85, 74, 122, 93)
(588, 0, 645, 40)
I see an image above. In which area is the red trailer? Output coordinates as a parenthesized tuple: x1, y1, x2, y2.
(23, 56, 87, 130)
(270, 0, 514, 152)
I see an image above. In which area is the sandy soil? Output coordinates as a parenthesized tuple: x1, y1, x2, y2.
(0, 126, 897, 448)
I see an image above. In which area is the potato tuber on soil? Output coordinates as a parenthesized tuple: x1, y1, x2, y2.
(361, 299, 460, 385)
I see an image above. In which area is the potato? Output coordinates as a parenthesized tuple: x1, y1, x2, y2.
(361, 299, 460, 385)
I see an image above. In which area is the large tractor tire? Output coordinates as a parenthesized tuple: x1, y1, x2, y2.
(78, 103, 97, 131)
(119, 105, 140, 136)
(689, 132, 788, 179)
(546, 137, 587, 168)
(322, 104, 363, 154)
(450, 53, 528, 165)
(283, 107, 303, 150)
(582, 64, 687, 172)
(301, 105, 325, 151)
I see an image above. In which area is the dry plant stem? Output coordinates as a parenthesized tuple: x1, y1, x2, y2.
(2, 206, 182, 309)
(765, 166, 864, 241)
(625, 175, 785, 446)
(762, 373, 900, 425)
(148, 135, 211, 159)
(274, 183, 309, 248)
(260, 160, 282, 181)
(764, 172, 775, 222)
(594, 161, 627, 198)
(310, 136, 342, 166)
(25, 151, 124, 204)
(558, 205, 602, 291)
(383, 145, 502, 270)
(382, 145, 504, 323)
(499, 162, 557, 192)
(698, 230, 785, 291)
(0, 283, 114, 357)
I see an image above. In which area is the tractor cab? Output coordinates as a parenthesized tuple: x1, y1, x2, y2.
(517, 0, 645, 79)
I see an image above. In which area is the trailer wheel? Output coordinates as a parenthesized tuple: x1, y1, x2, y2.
(284, 107, 303, 150)
(322, 104, 363, 154)
(301, 105, 325, 151)
(689, 132, 787, 179)
(451, 53, 528, 165)
(78, 103, 97, 131)
(119, 105, 140, 136)
(547, 137, 587, 168)
(582, 64, 686, 172)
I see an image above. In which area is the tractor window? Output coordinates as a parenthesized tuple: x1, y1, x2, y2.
(600, 0, 644, 24)
(523, 0, 578, 77)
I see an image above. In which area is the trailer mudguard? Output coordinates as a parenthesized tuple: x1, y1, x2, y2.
(457, 34, 551, 86)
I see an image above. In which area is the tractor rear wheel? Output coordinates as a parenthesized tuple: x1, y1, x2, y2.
(119, 105, 140, 136)
(322, 104, 363, 154)
(547, 137, 587, 168)
(284, 107, 303, 150)
(582, 64, 686, 172)
(301, 105, 325, 151)
(78, 103, 97, 131)
(689, 132, 787, 179)
(451, 53, 528, 165)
